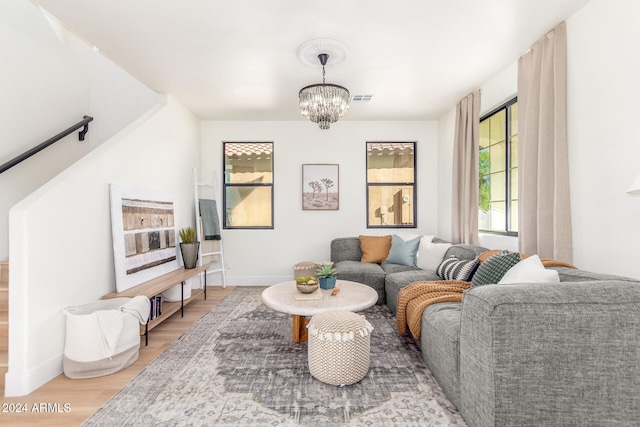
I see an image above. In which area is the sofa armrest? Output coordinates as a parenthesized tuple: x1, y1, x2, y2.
(459, 280, 640, 427)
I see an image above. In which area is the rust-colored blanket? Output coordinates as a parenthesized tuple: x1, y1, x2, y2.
(478, 250, 576, 269)
(396, 280, 471, 340)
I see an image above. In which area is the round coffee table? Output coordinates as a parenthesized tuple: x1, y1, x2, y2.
(261, 280, 378, 343)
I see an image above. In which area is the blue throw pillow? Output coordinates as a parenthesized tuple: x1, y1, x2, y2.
(384, 234, 421, 266)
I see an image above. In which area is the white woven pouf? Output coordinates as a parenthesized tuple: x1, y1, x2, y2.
(307, 310, 374, 385)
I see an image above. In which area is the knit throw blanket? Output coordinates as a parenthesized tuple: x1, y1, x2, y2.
(396, 280, 471, 340)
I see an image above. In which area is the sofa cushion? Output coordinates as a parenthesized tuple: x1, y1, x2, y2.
(472, 251, 521, 287)
(498, 254, 559, 284)
(384, 269, 441, 314)
(416, 241, 452, 270)
(384, 234, 421, 266)
(421, 302, 463, 408)
(359, 235, 391, 263)
(437, 256, 479, 281)
(444, 244, 488, 261)
(380, 263, 420, 275)
(331, 237, 362, 263)
(546, 266, 640, 283)
(333, 260, 387, 305)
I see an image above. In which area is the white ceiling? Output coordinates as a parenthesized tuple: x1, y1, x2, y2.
(33, 0, 591, 122)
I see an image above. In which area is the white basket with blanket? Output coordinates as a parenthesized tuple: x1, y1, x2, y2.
(62, 296, 150, 379)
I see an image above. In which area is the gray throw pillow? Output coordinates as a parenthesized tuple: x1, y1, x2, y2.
(471, 251, 520, 287)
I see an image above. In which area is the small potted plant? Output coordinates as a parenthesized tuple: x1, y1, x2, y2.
(178, 227, 199, 269)
(316, 263, 337, 290)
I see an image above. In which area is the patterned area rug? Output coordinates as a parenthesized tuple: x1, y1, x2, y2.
(83, 287, 466, 426)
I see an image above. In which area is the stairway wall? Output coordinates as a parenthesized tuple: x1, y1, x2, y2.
(0, 0, 158, 261)
(6, 95, 200, 397)
(2, 0, 192, 398)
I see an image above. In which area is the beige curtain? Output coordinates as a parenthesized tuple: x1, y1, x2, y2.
(452, 90, 480, 245)
(518, 22, 572, 262)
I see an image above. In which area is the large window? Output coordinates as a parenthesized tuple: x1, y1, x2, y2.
(479, 98, 518, 235)
(223, 142, 273, 229)
(366, 142, 416, 228)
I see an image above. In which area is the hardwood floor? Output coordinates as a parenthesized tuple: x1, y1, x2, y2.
(0, 286, 234, 426)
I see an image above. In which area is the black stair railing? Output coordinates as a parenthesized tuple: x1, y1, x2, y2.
(0, 115, 93, 174)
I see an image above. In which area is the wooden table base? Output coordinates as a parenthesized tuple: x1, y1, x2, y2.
(292, 315, 309, 343)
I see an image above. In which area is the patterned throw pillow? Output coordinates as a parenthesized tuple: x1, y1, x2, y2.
(471, 251, 521, 287)
(436, 256, 480, 281)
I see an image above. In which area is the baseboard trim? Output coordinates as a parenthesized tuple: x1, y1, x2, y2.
(204, 274, 290, 287)
(4, 353, 63, 397)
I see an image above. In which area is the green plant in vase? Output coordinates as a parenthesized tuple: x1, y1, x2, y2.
(178, 227, 199, 269)
(179, 227, 197, 243)
(316, 263, 337, 290)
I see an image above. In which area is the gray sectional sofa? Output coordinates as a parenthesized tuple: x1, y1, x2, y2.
(330, 236, 640, 427)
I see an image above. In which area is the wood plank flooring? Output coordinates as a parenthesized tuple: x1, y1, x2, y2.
(0, 260, 9, 394)
(0, 286, 234, 426)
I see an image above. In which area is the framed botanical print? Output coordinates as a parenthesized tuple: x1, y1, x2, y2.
(302, 164, 339, 210)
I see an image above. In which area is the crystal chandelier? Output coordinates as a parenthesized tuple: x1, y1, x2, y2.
(299, 53, 350, 130)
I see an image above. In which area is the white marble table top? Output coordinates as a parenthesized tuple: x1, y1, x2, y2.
(261, 280, 378, 317)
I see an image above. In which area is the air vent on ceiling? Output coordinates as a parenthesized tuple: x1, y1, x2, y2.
(351, 94, 374, 104)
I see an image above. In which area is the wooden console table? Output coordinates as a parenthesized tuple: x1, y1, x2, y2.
(103, 264, 209, 345)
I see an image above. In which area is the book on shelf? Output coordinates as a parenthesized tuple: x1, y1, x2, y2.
(148, 294, 164, 320)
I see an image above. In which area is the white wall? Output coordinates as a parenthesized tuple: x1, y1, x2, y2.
(0, 0, 158, 261)
(41, 10, 159, 149)
(437, 108, 455, 241)
(200, 121, 439, 285)
(566, 0, 640, 278)
(6, 95, 201, 397)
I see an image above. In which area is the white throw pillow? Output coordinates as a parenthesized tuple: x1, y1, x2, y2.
(395, 232, 424, 242)
(498, 254, 560, 284)
(416, 239, 452, 271)
(414, 235, 434, 269)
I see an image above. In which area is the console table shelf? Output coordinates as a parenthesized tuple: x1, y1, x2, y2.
(145, 288, 203, 333)
(103, 264, 209, 344)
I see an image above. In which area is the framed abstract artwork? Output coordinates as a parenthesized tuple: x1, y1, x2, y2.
(302, 164, 339, 210)
(110, 184, 180, 292)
